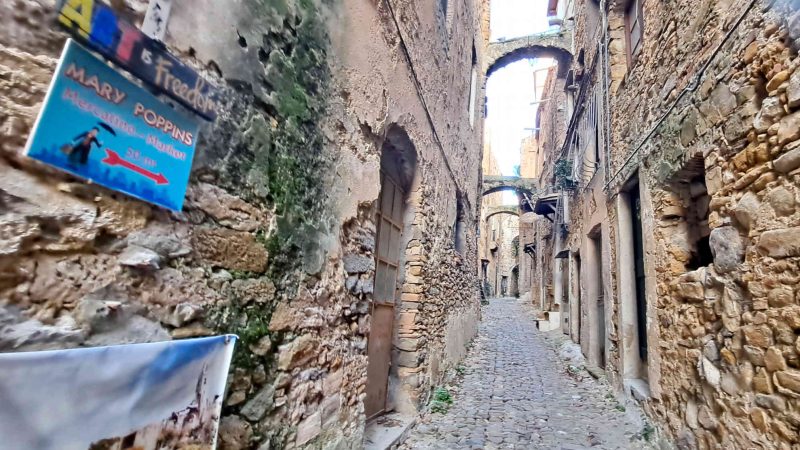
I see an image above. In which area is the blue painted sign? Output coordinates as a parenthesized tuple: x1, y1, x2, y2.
(25, 39, 199, 211)
(57, 0, 221, 121)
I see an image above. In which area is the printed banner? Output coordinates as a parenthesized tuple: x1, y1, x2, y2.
(0, 335, 236, 450)
(25, 39, 199, 211)
(57, 0, 220, 120)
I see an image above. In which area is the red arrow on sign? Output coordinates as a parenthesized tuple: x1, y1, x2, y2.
(101, 149, 169, 185)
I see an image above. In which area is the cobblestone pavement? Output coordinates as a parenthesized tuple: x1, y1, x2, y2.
(399, 297, 655, 450)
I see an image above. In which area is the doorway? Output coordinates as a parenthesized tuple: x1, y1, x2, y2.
(365, 130, 416, 420)
(590, 233, 606, 368)
(617, 176, 649, 383)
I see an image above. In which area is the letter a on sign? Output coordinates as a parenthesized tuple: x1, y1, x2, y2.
(58, 0, 95, 38)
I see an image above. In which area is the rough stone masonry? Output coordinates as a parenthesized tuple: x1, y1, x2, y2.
(0, 0, 485, 448)
(529, 0, 800, 448)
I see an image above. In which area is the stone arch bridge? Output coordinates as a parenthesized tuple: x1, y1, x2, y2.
(485, 31, 572, 77)
(482, 176, 537, 197)
(484, 205, 520, 222)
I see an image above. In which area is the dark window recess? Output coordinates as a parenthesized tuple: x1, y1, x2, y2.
(630, 183, 648, 360)
(684, 174, 712, 270)
(687, 236, 713, 270)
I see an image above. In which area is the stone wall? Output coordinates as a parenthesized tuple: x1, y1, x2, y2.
(0, 0, 484, 448)
(532, 0, 800, 448)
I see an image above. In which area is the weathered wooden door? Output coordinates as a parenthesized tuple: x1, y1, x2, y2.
(365, 171, 405, 420)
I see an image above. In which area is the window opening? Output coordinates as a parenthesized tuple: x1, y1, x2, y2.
(625, 0, 643, 65)
(468, 44, 478, 127)
(454, 194, 467, 254)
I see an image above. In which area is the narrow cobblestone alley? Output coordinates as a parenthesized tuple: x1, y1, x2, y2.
(400, 298, 653, 450)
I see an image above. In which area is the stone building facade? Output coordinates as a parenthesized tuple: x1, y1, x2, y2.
(0, 0, 485, 448)
(530, 0, 800, 448)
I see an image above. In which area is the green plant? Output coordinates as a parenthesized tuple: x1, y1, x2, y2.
(615, 403, 626, 412)
(430, 401, 449, 414)
(433, 387, 453, 403)
(455, 364, 467, 376)
(554, 158, 576, 189)
(429, 387, 453, 414)
(642, 423, 655, 442)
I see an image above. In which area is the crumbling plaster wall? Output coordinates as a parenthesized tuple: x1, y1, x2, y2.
(0, 0, 484, 448)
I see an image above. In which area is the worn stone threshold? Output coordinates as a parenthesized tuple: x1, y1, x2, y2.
(363, 412, 416, 450)
(585, 364, 606, 379)
(624, 378, 652, 402)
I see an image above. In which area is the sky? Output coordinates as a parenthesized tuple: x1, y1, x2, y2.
(486, 0, 555, 178)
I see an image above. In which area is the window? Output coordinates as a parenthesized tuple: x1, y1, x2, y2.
(454, 194, 467, 254)
(439, 0, 454, 35)
(625, 0, 643, 65)
(468, 44, 478, 127)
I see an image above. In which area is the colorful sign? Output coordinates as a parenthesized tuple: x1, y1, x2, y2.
(25, 39, 198, 211)
(57, 0, 220, 120)
(0, 335, 236, 450)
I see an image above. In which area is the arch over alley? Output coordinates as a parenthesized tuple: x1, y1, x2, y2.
(485, 31, 572, 77)
(482, 175, 537, 197)
(484, 205, 519, 222)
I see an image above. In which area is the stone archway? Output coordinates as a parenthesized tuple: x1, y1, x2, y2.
(484, 205, 520, 222)
(485, 31, 572, 77)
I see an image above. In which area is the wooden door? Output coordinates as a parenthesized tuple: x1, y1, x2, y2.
(365, 171, 405, 420)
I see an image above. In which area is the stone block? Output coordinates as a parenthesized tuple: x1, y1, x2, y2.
(755, 393, 787, 412)
(240, 385, 275, 421)
(218, 415, 252, 450)
(758, 227, 800, 258)
(698, 356, 721, 389)
(342, 253, 374, 274)
(733, 192, 760, 230)
(277, 334, 319, 370)
(118, 245, 162, 270)
(765, 187, 796, 216)
(766, 70, 790, 92)
(396, 336, 420, 352)
(775, 369, 800, 393)
(788, 69, 800, 108)
(765, 347, 787, 372)
(774, 147, 800, 173)
(674, 282, 705, 302)
(321, 393, 341, 426)
(269, 302, 297, 332)
(778, 111, 800, 145)
(705, 166, 723, 194)
(768, 286, 794, 308)
(323, 369, 343, 395)
(295, 411, 322, 446)
(743, 325, 772, 348)
(709, 226, 744, 273)
(187, 182, 265, 231)
(396, 349, 419, 367)
(192, 228, 268, 272)
(753, 368, 773, 393)
(750, 408, 770, 433)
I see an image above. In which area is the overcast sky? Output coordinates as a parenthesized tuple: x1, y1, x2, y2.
(486, 0, 554, 177)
